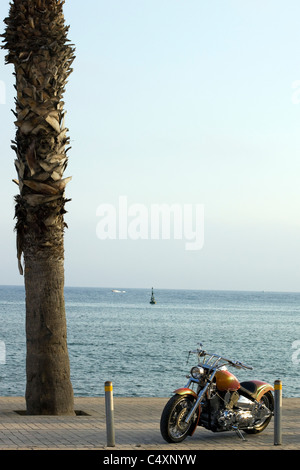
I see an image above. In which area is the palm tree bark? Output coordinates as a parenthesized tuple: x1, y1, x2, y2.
(2, 0, 75, 415)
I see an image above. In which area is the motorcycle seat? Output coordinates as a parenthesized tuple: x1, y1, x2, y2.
(239, 381, 259, 400)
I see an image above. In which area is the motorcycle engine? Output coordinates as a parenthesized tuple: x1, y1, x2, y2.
(200, 389, 264, 432)
(216, 391, 256, 431)
(217, 408, 254, 430)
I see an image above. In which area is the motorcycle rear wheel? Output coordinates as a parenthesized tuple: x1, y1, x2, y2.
(160, 394, 197, 443)
(244, 391, 274, 434)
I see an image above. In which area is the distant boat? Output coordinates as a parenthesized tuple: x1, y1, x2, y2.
(112, 289, 126, 293)
(150, 287, 156, 304)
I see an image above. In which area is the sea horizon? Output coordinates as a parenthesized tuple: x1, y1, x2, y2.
(1, 283, 300, 295)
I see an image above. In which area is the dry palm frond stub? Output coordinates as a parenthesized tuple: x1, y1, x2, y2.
(1, 0, 75, 274)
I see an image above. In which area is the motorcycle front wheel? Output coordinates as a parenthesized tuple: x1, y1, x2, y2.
(160, 394, 198, 443)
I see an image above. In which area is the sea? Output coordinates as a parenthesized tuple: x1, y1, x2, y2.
(0, 285, 299, 398)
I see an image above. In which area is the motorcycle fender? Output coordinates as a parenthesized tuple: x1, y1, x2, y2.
(250, 380, 274, 402)
(173, 388, 198, 399)
(173, 388, 201, 436)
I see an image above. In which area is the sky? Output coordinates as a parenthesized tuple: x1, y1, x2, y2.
(0, 0, 300, 291)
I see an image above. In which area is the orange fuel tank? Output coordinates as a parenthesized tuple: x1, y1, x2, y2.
(215, 370, 240, 392)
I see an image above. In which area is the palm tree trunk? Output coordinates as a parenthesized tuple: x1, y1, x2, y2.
(2, 0, 75, 415)
(24, 215, 74, 415)
(25, 259, 73, 415)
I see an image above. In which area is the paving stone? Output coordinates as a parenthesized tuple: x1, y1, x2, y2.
(0, 397, 298, 450)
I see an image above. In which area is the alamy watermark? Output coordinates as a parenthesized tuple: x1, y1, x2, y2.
(0, 340, 6, 365)
(96, 196, 204, 251)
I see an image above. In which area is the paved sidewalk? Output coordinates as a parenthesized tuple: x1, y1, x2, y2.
(0, 397, 299, 450)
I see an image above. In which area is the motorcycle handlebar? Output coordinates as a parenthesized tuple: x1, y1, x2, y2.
(234, 360, 253, 370)
(189, 349, 253, 370)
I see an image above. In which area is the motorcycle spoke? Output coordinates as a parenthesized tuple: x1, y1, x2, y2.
(168, 398, 193, 440)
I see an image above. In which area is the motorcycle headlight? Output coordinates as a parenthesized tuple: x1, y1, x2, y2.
(191, 366, 204, 379)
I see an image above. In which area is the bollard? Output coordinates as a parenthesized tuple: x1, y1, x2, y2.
(274, 379, 282, 445)
(105, 381, 115, 447)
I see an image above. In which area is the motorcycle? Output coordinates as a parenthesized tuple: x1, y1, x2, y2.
(160, 343, 274, 443)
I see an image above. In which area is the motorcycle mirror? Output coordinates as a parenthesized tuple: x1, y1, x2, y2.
(186, 351, 191, 364)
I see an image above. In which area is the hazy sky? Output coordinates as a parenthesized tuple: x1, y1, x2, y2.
(0, 0, 300, 291)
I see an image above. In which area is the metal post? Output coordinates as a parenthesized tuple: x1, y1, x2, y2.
(274, 379, 282, 445)
(105, 381, 115, 447)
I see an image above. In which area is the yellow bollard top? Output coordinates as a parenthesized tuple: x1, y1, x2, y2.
(274, 380, 282, 390)
(105, 381, 113, 392)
